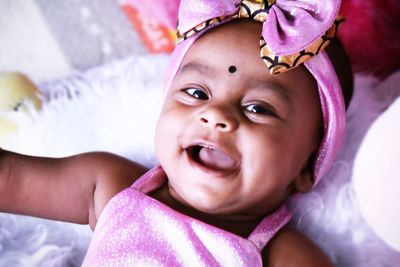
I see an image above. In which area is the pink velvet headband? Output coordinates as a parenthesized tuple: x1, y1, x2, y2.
(165, 0, 346, 185)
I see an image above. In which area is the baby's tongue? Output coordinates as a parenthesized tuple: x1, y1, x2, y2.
(198, 147, 236, 170)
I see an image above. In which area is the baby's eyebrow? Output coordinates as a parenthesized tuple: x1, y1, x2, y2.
(179, 61, 214, 77)
(248, 80, 291, 103)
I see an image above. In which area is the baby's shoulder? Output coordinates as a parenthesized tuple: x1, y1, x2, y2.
(86, 152, 148, 228)
(262, 226, 333, 267)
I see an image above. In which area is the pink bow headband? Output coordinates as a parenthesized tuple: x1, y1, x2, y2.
(165, 0, 346, 185)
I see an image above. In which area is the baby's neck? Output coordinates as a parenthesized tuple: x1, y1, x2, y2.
(149, 183, 262, 238)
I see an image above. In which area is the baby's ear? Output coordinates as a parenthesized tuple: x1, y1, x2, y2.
(293, 154, 315, 193)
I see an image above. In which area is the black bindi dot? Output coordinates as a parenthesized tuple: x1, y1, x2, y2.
(228, 65, 237, 73)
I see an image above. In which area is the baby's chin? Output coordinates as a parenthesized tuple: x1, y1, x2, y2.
(167, 182, 237, 214)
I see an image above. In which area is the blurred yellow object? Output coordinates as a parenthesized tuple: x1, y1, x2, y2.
(0, 72, 42, 143)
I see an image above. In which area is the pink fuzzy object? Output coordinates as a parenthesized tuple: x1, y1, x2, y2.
(339, 0, 400, 79)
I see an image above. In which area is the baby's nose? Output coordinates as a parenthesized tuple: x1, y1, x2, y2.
(198, 106, 238, 132)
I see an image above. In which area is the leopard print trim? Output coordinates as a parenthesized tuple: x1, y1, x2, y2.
(238, 0, 276, 22)
(177, 15, 238, 42)
(261, 18, 343, 74)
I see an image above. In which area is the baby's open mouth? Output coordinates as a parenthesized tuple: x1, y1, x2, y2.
(187, 145, 238, 172)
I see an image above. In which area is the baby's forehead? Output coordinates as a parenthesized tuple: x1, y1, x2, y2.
(189, 20, 262, 50)
(178, 21, 266, 73)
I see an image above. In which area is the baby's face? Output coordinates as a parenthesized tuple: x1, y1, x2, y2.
(155, 20, 322, 217)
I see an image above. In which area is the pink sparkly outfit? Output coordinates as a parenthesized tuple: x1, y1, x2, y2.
(82, 165, 291, 266)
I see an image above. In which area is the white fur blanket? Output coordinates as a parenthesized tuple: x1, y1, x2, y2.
(0, 54, 399, 266)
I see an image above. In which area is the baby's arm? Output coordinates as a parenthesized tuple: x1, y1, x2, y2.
(263, 226, 334, 267)
(0, 148, 147, 229)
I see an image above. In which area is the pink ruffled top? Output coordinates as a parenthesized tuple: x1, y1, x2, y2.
(82, 165, 291, 266)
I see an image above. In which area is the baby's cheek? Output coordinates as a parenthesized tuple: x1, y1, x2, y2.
(242, 138, 294, 185)
(154, 116, 170, 162)
(154, 110, 182, 168)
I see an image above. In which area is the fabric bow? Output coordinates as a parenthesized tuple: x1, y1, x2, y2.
(177, 0, 342, 74)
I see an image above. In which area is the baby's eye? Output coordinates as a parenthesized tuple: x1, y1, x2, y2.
(244, 104, 277, 117)
(183, 88, 209, 100)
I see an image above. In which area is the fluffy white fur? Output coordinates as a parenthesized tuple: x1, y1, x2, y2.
(0, 54, 399, 266)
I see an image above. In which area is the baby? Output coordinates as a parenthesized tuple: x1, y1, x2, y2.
(0, 0, 353, 266)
